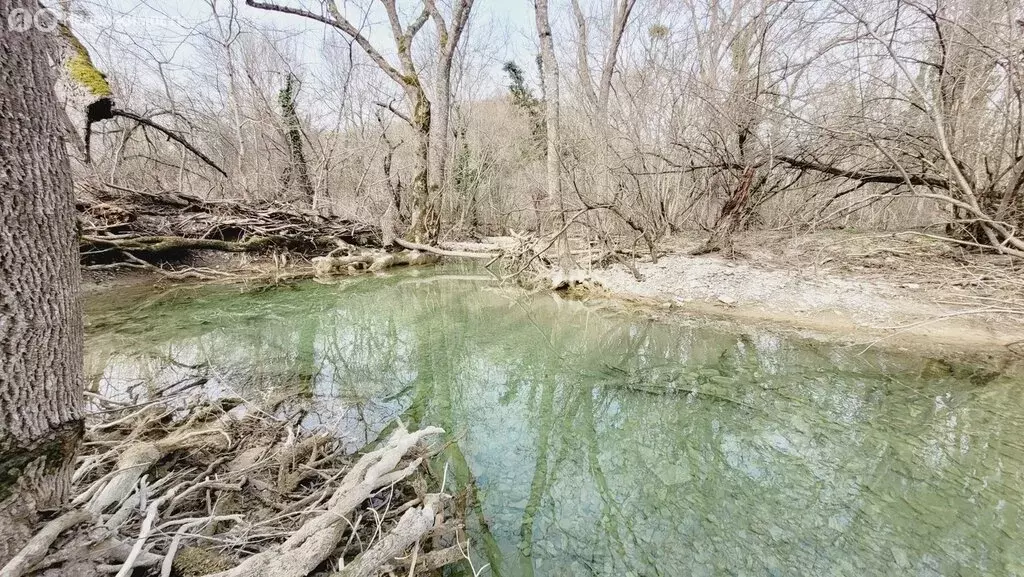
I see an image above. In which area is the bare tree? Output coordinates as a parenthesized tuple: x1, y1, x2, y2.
(61, 0, 1024, 260)
(425, 0, 475, 198)
(204, 0, 248, 195)
(534, 0, 572, 270)
(245, 0, 437, 240)
(571, 0, 636, 199)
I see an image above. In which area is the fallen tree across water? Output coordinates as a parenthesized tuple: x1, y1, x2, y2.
(0, 387, 466, 577)
(311, 250, 440, 277)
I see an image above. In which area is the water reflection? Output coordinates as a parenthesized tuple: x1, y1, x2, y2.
(85, 268, 1024, 577)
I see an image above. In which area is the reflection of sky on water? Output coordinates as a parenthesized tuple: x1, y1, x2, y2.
(85, 268, 1024, 577)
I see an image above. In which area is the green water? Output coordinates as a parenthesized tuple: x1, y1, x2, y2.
(84, 266, 1024, 577)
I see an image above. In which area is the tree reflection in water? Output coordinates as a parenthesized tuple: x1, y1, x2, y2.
(85, 267, 1024, 577)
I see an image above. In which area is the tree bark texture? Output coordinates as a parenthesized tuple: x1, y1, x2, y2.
(407, 87, 433, 242)
(0, 0, 84, 564)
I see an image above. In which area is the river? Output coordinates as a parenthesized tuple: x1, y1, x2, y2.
(84, 265, 1024, 577)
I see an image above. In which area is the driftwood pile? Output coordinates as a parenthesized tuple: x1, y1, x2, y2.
(77, 184, 381, 269)
(73, 183, 637, 286)
(0, 384, 467, 577)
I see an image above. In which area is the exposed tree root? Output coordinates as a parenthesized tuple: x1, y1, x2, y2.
(76, 184, 504, 282)
(0, 510, 94, 577)
(76, 184, 648, 287)
(1, 389, 463, 577)
(82, 235, 280, 255)
(203, 428, 444, 577)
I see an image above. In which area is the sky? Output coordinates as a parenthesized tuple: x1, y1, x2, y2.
(63, 0, 545, 99)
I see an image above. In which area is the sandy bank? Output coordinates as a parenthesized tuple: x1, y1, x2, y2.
(591, 232, 1024, 359)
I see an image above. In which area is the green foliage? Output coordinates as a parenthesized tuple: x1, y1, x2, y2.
(503, 61, 536, 109)
(60, 24, 112, 97)
(502, 61, 545, 154)
(278, 74, 313, 197)
(278, 75, 293, 112)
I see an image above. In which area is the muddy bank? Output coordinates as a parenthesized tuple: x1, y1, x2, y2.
(591, 232, 1024, 358)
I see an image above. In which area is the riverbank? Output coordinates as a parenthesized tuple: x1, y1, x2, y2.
(80, 262, 1024, 577)
(81, 228, 1024, 361)
(592, 230, 1024, 358)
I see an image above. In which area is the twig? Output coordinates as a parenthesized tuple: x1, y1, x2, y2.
(115, 486, 179, 577)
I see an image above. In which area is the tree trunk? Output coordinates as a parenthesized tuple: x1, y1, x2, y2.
(429, 63, 451, 200)
(425, 0, 474, 237)
(534, 0, 572, 270)
(0, 0, 84, 566)
(693, 166, 756, 256)
(52, 21, 113, 170)
(570, 0, 635, 205)
(407, 88, 433, 242)
(279, 74, 314, 205)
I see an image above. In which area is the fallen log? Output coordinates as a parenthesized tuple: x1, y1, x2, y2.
(393, 238, 497, 260)
(81, 234, 282, 255)
(78, 184, 382, 267)
(77, 185, 507, 279)
(311, 250, 439, 277)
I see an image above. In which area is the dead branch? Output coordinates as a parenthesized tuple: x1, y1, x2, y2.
(392, 238, 497, 259)
(3, 386, 461, 577)
(110, 109, 228, 177)
(0, 510, 94, 577)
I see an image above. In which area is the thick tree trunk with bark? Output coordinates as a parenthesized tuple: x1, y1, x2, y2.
(407, 87, 433, 242)
(429, 66, 451, 195)
(52, 21, 113, 169)
(278, 74, 314, 204)
(0, 0, 84, 565)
